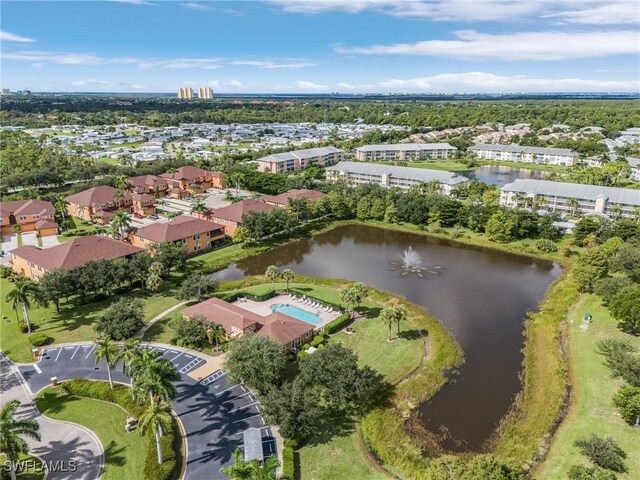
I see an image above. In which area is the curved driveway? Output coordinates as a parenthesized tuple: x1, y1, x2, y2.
(15, 343, 275, 480)
(0, 353, 103, 480)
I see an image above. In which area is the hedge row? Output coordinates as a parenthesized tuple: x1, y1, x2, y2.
(61, 378, 145, 417)
(282, 438, 297, 480)
(217, 290, 277, 303)
(288, 288, 344, 312)
(322, 313, 351, 334)
(143, 419, 181, 480)
(28, 332, 51, 347)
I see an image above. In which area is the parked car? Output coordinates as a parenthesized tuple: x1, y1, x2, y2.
(148, 214, 160, 220)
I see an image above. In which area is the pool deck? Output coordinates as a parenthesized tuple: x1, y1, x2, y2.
(232, 294, 340, 330)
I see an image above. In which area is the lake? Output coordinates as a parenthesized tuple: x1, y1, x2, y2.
(461, 165, 551, 186)
(216, 224, 561, 452)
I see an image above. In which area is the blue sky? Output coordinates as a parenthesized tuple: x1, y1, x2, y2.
(1, 0, 639, 93)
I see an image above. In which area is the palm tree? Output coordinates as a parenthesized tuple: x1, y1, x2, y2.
(121, 337, 141, 398)
(12, 224, 21, 235)
(206, 323, 226, 351)
(5, 280, 41, 333)
(190, 198, 208, 217)
(339, 288, 358, 320)
(114, 174, 131, 192)
(394, 306, 407, 336)
(54, 196, 69, 226)
(610, 204, 623, 221)
(110, 211, 131, 239)
(132, 348, 179, 405)
(228, 172, 245, 197)
(567, 197, 579, 217)
(280, 269, 294, 292)
(139, 401, 172, 465)
(95, 338, 122, 389)
(380, 307, 395, 341)
(265, 265, 280, 289)
(0, 400, 41, 480)
(220, 449, 252, 479)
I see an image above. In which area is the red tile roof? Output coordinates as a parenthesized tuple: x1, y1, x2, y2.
(160, 166, 220, 182)
(34, 219, 58, 230)
(134, 216, 223, 243)
(257, 312, 314, 345)
(262, 189, 326, 206)
(11, 236, 142, 271)
(0, 200, 55, 218)
(66, 186, 124, 207)
(210, 199, 276, 224)
(183, 297, 262, 333)
(128, 175, 168, 189)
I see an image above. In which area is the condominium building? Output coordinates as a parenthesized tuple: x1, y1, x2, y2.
(355, 143, 457, 161)
(0, 200, 58, 237)
(131, 215, 225, 254)
(256, 146, 344, 173)
(326, 161, 468, 196)
(177, 87, 194, 99)
(500, 179, 640, 219)
(198, 87, 214, 99)
(469, 143, 579, 166)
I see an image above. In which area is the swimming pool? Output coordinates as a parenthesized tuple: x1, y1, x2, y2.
(271, 304, 322, 326)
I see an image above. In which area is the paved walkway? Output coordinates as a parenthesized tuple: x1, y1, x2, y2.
(0, 353, 104, 480)
(136, 301, 189, 338)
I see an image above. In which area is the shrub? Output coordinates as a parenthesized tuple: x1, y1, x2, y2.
(594, 276, 633, 306)
(568, 465, 617, 480)
(574, 435, 627, 473)
(536, 239, 558, 253)
(612, 385, 640, 426)
(0, 265, 13, 278)
(323, 313, 351, 334)
(28, 333, 51, 347)
(282, 438, 296, 480)
(143, 418, 180, 480)
(310, 335, 325, 348)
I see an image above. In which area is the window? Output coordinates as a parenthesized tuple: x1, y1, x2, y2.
(192, 234, 200, 240)
(19, 215, 27, 221)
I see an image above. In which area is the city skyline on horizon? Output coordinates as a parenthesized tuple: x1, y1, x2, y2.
(1, 0, 639, 94)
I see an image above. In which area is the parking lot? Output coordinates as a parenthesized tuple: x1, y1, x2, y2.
(18, 343, 275, 480)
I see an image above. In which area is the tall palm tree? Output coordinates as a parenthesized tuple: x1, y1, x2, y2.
(265, 265, 280, 289)
(121, 338, 141, 398)
(221, 450, 280, 480)
(139, 401, 172, 465)
(610, 204, 623, 221)
(110, 211, 132, 239)
(280, 269, 294, 293)
(567, 197, 579, 217)
(394, 306, 407, 336)
(380, 307, 396, 341)
(228, 172, 245, 197)
(190, 198, 208, 216)
(114, 174, 131, 192)
(207, 323, 226, 351)
(53, 196, 69, 226)
(220, 449, 252, 480)
(132, 348, 179, 405)
(5, 280, 41, 334)
(95, 338, 122, 389)
(0, 400, 41, 480)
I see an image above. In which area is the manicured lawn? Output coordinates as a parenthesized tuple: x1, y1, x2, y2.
(188, 242, 269, 271)
(142, 310, 184, 345)
(0, 453, 45, 480)
(1, 277, 182, 363)
(377, 159, 473, 172)
(536, 294, 640, 479)
(35, 387, 148, 480)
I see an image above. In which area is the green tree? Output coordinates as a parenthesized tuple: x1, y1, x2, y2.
(139, 401, 172, 465)
(53, 196, 69, 226)
(207, 323, 226, 351)
(38, 269, 75, 313)
(121, 337, 140, 399)
(172, 315, 208, 348)
(265, 265, 281, 289)
(110, 211, 132, 239)
(146, 261, 164, 292)
(612, 385, 640, 426)
(567, 465, 616, 480)
(609, 285, 640, 335)
(380, 307, 396, 341)
(95, 297, 145, 340)
(190, 198, 208, 216)
(280, 269, 294, 292)
(131, 347, 180, 405)
(608, 240, 640, 283)
(574, 434, 627, 473)
(94, 337, 122, 389)
(177, 273, 218, 302)
(597, 338, 640, 387)
(4, 279, 43, 333)
(485, 210, 515, 242)
(0, 400, 41, 480)
(220, 449, 252, 479)
(225, 333, 287, 396)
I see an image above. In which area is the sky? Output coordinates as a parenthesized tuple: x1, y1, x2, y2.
(1, 0, 639, 94)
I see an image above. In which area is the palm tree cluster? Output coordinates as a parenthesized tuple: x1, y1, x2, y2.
(380, 306, 408, 341)
(264, 265, 295, 292)
(221, 448, 280, 480)
(94, 338, 179, 465)
(0, 400, 41, 480)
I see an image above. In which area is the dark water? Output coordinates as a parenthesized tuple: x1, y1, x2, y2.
(461, 165, 551, 186)
(215, 225, 561, 451)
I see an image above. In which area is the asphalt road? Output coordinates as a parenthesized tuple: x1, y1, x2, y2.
(17, 344, 275, 480)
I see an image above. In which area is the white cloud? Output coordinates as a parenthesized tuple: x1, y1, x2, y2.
(208, 80, 220, 87)
(112, 0, 157, 6)
(0, 30, 36, 43)
(228, 80, 243, 88)
(3, 51, 223, 69)
(72, 79, 147, 90)
(182, 2, 214, 11)
(295, 80, 329, 91)
(336, 82, 376, 91)
(335, 30, 640, 61)
(545, 1, 639, 25)
(267, 0, 639, 24)
(230, 60, 317, 68)
(378, 71, 639, 93)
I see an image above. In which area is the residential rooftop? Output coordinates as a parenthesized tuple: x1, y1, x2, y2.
(502, 179, 640, 206)
(326, 161, 469, 185)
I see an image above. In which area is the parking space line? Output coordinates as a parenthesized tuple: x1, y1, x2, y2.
(84, 345, 96, 358)
(215, 384, 240, 397)
(69, 346, 80, 360)
(232, 413, 261, 424)
(55, 349, 62, 361)
(33, 364, 42, 374)
(171, 352, 184, 361)
(227, 401, 259, 414)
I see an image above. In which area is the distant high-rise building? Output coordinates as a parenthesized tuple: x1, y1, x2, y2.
(1, 88, 10, 95)
(177, 87, 194, 99)
(198, 87, 214, 99)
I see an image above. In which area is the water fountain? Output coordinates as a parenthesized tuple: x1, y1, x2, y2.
(389, 246, 443, 277)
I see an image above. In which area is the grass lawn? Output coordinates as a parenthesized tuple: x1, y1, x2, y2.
(142, 309, 184, 345)
(377, 160, 473, 172)
(536, 294, 640, 479)
(35, 387, 148, 480)
(0, 453, 45, 480)
(0, 277, 182, 363)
